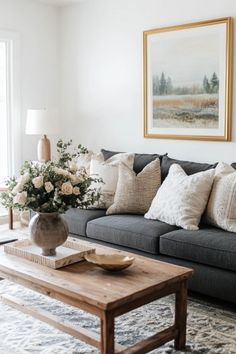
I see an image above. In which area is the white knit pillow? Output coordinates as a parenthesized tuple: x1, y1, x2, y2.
(145, 164, 215, 230)
(90, 152, 135, 208)
(205, 162, 236, 232)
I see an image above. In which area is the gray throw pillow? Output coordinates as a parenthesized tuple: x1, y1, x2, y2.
(101, 149, 167, 174)
(161, 155, 217, 181)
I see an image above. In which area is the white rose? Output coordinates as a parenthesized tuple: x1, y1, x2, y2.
(44, 182, 54, 193)
(12, 182, 24, 194)
(13, 191, 27, 206)
(19, 173, 30, 185)
(69, 162, 78, 172)
(61, 182, 73, 195)
(12, 173, 31, 194)
(32, 176, 44, 189)
(69, 174, 83, 185)
(73, 186, 81, 195)
(54, 167, 69, 177)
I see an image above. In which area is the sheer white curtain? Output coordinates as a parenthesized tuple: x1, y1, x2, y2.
(0, 32, 20, 184)
(0, 41, 9, 183)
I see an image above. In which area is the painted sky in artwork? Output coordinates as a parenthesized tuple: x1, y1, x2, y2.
(150, 29, 220, 87)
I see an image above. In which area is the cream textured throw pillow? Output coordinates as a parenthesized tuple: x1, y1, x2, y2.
(106, 159, 161, 215)
(205, 162, 236, 232)
(90, 153, 135, 208)
(145, 164, 215, 230)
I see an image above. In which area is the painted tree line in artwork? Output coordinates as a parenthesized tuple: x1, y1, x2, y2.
(152, 72, 219, 96)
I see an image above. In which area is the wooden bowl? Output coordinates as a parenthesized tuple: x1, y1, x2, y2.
(84, 253, 134, 271)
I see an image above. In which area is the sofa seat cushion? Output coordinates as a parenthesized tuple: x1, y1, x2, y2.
(160, 227, 236, 271)
(63, 208, 106, 237)
(87, 215, 178, 254)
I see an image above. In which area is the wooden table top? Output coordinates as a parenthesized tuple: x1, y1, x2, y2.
(0, 239, 193, 311)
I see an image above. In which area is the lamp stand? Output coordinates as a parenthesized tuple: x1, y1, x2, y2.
(37, 135, 51, 162)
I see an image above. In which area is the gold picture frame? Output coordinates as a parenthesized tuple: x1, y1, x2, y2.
(143, 17, 233, 141)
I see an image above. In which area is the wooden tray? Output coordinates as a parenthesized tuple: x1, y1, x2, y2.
(4, 239, 95, 269)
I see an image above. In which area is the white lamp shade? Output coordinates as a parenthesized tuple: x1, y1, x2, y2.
(25, 109, 57, 135)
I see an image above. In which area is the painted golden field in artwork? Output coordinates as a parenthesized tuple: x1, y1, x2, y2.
(153, 94, 219, 129)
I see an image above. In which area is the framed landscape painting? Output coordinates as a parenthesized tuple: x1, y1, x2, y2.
(143, 17, 232, 141)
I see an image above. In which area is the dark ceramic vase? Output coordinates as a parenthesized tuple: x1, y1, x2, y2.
(29, 212, 69, 256)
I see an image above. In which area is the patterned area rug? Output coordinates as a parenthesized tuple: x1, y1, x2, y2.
(0, 281, 235, 353)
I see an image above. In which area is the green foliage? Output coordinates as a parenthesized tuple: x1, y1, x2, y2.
(153, 72, 219, 96)
(153, 73, 173, 96)
(160, 72, 168, 95)
(210, 72, 219, 93)
(203, 75, 211, 94)
(152, 75, 160, 96)
(203, 73, 219, 94)
(56, 139, 88, 169)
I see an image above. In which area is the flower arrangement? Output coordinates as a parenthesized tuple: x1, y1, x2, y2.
(0, 139, 101, 213)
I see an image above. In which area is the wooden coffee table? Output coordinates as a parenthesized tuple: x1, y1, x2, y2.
(0, 239, 193, 353)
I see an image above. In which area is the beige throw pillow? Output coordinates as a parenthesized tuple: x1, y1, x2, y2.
(145, 164, 214, 230)
(205, 162, 236, 232)
(106, 159, 161, 215)
(90, 152, 135, 208)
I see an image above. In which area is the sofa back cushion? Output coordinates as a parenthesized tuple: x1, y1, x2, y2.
(101, 149, 166, 174)
(231, 162, 236, 169)
(161, 155, 217, 181)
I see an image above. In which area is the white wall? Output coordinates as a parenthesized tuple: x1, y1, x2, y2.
(0, 0, 60, 163)
(60, 0, 236, 163)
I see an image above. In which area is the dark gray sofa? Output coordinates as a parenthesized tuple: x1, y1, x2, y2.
(63, 151, 236, 304)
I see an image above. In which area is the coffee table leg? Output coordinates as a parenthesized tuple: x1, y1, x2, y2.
(174, 280, 187, 350)
(101, 312, 114, 354)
